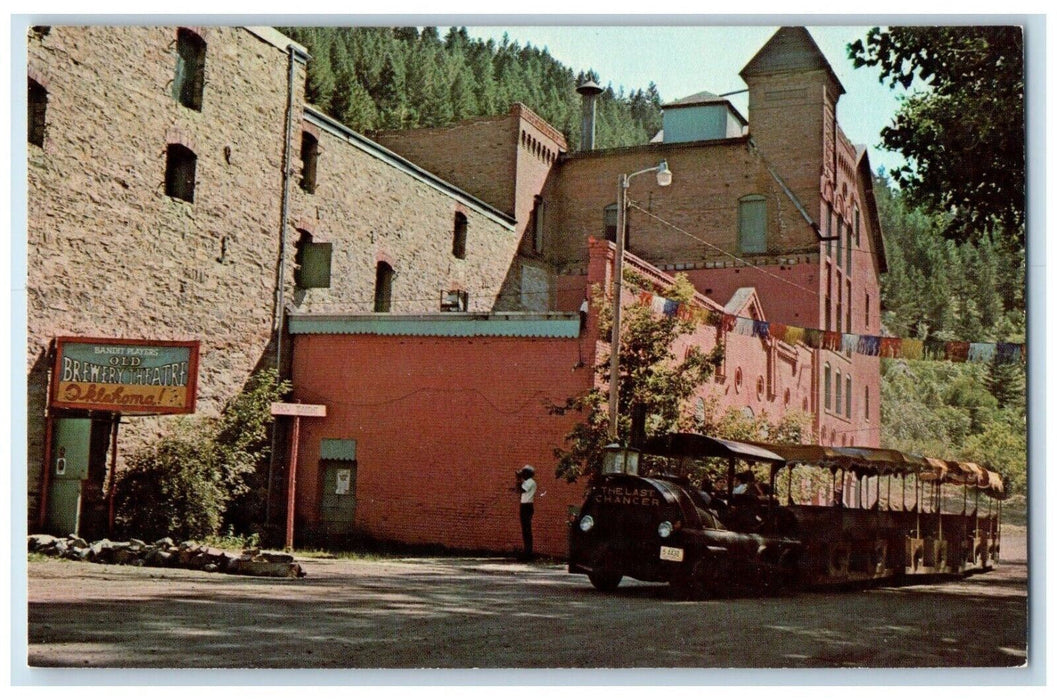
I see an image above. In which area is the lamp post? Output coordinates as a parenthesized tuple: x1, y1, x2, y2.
(608, 160, 672, 440)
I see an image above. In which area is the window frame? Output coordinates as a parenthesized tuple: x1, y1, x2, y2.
(738, 194, 767, 254)
(300, 131, 319, 194)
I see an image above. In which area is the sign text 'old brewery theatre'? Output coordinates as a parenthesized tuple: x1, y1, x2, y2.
(50, 337, 200, 414)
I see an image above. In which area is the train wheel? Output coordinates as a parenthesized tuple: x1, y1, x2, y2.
(588, 571, 623, 592)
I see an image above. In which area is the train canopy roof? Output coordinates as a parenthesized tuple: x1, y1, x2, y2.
(640, 433, 786, 463)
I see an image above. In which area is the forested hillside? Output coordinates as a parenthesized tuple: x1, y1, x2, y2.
(280, 26, 663, 149)
(875, 174, 1026, 496)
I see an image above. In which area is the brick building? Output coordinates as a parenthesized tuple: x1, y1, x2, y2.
(26, 25, 884, 555)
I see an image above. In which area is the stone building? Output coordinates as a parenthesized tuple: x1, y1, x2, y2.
(26, 25, 885, 554)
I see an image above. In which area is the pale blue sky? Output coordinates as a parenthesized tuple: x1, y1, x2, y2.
(464, 25, 910, 176)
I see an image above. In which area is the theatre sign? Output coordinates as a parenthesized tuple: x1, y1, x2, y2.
(50, 337, 200, 414)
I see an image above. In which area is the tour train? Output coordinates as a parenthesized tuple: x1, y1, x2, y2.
(568, 433, 1005, 598)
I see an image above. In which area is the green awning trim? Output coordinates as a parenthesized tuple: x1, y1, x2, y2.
(320, 438, 357, 462)
(288, 313, 582, 339)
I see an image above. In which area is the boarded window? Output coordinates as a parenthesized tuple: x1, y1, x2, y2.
(374, 261, 393, 312)
(845, 376, 852, 419)
(452, 212, 468, 259)
(28, 78, 47, 147)
(603, 203, 618, 242)
(173, 28, 206, 111)
(300, 131, 319, 193)
(865, 386, 870, 422)
(294, 230, 332, 289)
(738, 195, 767, 253)
(164, 143, 197, 203)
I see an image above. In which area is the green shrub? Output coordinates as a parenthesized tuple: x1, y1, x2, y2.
(113, 369, 290, 541)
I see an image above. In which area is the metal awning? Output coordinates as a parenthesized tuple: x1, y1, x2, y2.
(640, 433, 786, 463)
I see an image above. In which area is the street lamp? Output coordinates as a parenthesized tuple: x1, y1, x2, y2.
(608, 159, 673, 440)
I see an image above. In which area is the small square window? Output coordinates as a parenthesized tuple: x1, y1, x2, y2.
(440, 289, 469, 312)
(295, 231, 332, 289)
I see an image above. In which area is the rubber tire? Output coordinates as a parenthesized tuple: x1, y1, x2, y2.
(588, 571, 623, 592)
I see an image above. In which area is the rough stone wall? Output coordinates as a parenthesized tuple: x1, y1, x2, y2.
(26, 26, 308, 522)
(288, 119, 519, 315)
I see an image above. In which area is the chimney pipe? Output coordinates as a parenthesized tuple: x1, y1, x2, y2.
(576, 79, 604, 151)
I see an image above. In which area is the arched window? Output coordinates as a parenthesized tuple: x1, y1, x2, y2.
(173, 28, 206, 111)
(452, 212, 468, 259)
(300, 131, 319, 193)
(835, 370, 843, 416)
(824, 363, 832, 411)
(374, 262, 394, 312)
(28, 78, 47, 147)
(603, 203, 618, 242)
(738, 195, 767, 253)
(164, 143, 197, 203)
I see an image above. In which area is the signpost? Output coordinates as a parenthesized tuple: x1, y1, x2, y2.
(271, 402, 326, 551)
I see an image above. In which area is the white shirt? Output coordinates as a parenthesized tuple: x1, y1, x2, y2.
(520, 477, 537, 504)
(733, 483, 748, 495)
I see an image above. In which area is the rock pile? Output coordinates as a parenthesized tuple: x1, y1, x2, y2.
(27, 534, 306, 578)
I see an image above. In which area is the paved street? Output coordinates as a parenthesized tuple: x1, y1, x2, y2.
(25, 534, 1028, 672)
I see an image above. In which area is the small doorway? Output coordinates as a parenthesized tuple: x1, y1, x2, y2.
(320, 460, 357, 535)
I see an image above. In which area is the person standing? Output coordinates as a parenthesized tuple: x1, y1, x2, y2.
(516, 465, 537, 561)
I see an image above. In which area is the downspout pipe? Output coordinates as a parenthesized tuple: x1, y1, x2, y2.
(266, 42, 310, 526)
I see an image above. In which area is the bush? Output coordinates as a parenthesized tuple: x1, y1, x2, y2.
(113, 369, 290, 541)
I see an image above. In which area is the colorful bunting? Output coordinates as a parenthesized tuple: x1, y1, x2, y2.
(623, 290, 1024, 364)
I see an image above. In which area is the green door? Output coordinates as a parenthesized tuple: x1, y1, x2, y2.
(46, 418, 92, 536)
(320, 460, 357, 535)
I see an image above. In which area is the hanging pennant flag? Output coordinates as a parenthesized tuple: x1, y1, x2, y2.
(651, 296, 667, 315)
(995, 342, 1023, 364)
(967, 342, 997, 363)
(735, 317, 755, 336)
(752, 320, 770, 340)
(841, 333, 859, 355)
(676, 304, 694, 322)
(880, 337, 902, 358)
(822, 331, 842, 351)
(721, 314, 736, 333)
(945, 341, 970, 363)
(769, 322, 789, 343)
(856, 335, 881, 356)
(637, 291, 653, 307)
(901, 338, 924, 360)
(785, 325, 805, 345)
(803, 328, 823, 348)
(923, 338, 946, 361)
(662, 299, 679, 317)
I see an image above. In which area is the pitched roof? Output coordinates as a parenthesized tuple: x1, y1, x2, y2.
(739, 26, 845, 96)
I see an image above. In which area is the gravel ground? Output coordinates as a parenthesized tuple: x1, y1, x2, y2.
(24, 533, 1028, 672)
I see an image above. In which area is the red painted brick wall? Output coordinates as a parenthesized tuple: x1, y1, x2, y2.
(290, 332, 594, 556)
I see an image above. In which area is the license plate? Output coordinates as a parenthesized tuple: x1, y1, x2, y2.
(659, 546, 684, 562)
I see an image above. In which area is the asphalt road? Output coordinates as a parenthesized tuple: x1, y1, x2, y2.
(25, 534, 1028, 672)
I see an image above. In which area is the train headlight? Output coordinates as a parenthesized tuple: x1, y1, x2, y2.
(657, 521, 673, 538)
(579, 515, 595, 532)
